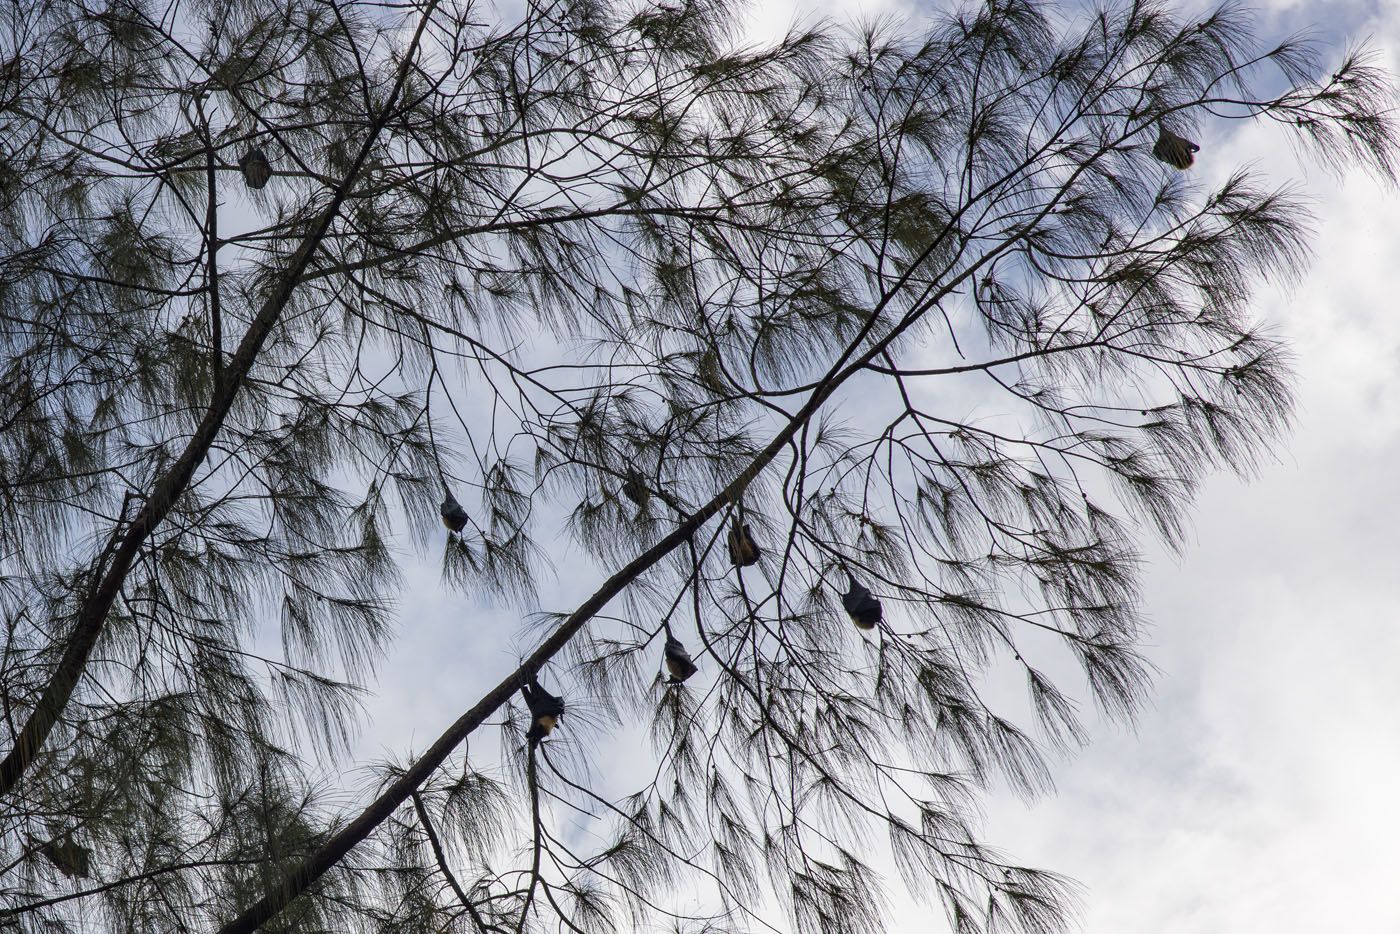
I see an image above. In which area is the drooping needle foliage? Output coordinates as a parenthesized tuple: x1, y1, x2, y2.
(0, 0, 1393, 931)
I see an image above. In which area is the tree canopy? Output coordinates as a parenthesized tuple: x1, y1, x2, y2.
(0, 0, 1393, 930)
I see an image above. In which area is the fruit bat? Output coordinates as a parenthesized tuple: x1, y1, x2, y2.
(239, 147, 273, 189)
(662, 635, 698, 684)
(621, 470, 650, 509)
(841, 574, 883, 630)
(440, 490, 470, 533)
(1151, 127, 1199, 170)
(40, 840, 90, 879)
(520, 676, 565, 742)
(726, 515, 760, 568)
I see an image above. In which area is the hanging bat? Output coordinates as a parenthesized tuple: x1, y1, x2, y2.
(520, 676, 565, 742)
(239, 147, 273, 189)
(1151, 127, 1199, 170)
(841, 574, 883, 630)
(440, 490, 469, 533)
(726, 515, 760, 568)
(621, 470, 650, 510)
(662, 635, 698, 684)
(40, 840, 90, 879)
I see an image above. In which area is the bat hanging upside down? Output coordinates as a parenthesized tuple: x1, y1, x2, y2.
(520, 676, 565, 742)
(662, 635, 698, 684)
(1152, 127, 1199, 170)
(727, 515, 760, 568)
(239, 147, 273, 189)
(841, 574, 883, 630)
(440, 490, 469, 533)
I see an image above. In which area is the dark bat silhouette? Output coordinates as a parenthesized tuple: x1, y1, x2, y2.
(440, 490, 469, 533)
(726, 516, 760, 567)
(520, 676, 565, 742)
(40, 840, 90, 879)
(663, 635, 698, 684)
(841, 574, 883, 630)
(1152, 127, 1199, 170)
(621, 470, 650, 509)
(239, 147, 273, 189)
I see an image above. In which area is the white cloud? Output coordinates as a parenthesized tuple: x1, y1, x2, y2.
(345, 2, 1400, 931)
(977, 9, 1400, 924)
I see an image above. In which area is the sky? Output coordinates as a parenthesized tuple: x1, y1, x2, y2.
(979, 127, 1400, 929)
(973, 147, 1400, 928)
(948, 0, 1400, 930)
(347, 0, 1400, 931)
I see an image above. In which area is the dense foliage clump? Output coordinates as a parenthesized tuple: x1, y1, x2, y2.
(0, 0, 1393, 931)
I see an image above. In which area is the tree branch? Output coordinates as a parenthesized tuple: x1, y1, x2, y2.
(0, 2, 438, 800)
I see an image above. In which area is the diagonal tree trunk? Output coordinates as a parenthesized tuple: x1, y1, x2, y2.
(0, 0, 446, 800)
(212, 219, 996, 933)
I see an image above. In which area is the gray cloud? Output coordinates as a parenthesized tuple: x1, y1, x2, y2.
(343, 2, 1400, 930)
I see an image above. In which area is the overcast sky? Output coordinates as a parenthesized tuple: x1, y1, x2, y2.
(347, 0, 1400, 930)
(954, 0, 1400, 930)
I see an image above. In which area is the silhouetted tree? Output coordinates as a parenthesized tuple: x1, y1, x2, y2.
(0, 0, 1393, 931)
